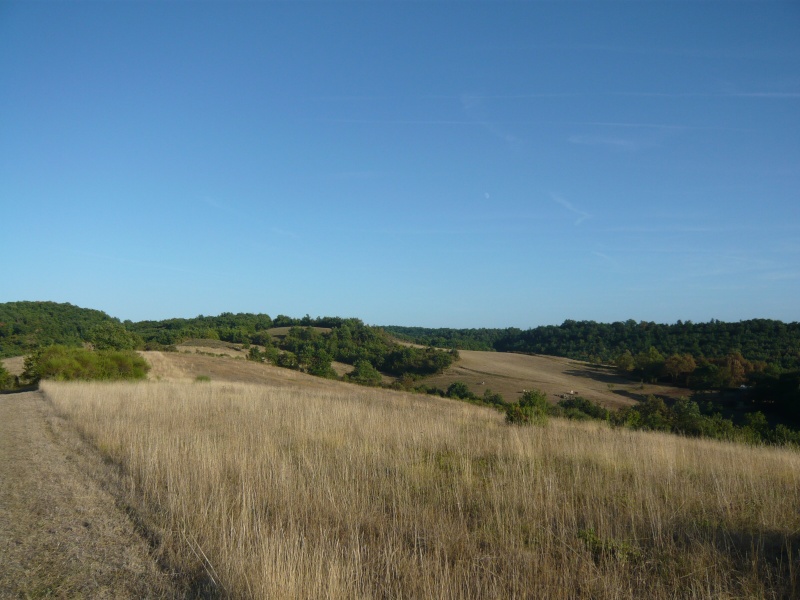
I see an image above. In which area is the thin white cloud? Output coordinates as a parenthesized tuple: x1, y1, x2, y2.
(592, 251, 622, 270)
(552, 194, 590, 225)
(568, 135, 641, 150)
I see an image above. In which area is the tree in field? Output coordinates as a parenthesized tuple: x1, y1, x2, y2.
(303, 348, 337, 379)
(664, 353, 697, 385)
(506, 389, 550, 425)
(446, 381, 474, 400)
(721, 352, 751, 388)
(347, 360, 382, 386)
(615, 350, 635, 372)
(634, 347, 666, 383)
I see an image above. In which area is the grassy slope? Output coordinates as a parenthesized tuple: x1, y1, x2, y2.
(42, 377, 800, 599)
(147, 340, 687, 408)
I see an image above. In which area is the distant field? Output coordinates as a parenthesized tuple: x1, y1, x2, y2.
(1, 355, 25, 376)
(421, 350, 687, 408)
(161, 340, 685, 409)
(3, 340, 695, 409)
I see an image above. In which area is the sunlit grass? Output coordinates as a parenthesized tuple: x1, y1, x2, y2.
(43, 380, 800, 599)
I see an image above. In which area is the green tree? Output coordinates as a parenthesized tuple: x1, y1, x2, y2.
(347, 360, 382, 386)
(89, 321, 142, 350)
(615, 350, 635, 372)
(664, 353, 697, 385)
(446, 381, 474, 400)
(636, 395, 671, 431)
(0, 362, 13, 389)
(506, 389, 550, 425)
(634, 347, 666, 383)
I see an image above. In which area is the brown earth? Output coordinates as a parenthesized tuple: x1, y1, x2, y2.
(0, 391, 182, 598)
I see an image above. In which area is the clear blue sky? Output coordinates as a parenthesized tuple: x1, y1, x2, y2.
(2, 1, 798, 328)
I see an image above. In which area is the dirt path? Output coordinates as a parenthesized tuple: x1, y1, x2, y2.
(0, 391, 180, 598)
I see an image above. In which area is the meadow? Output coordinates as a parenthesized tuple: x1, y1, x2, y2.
(42, 379, 799, 599)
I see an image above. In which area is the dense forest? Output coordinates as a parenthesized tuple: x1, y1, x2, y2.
(0, 301, 117, 358)
(385, 319, 800, 371)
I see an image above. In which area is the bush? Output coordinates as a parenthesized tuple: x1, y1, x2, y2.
(482, 388, 505, 406)
(558, 396, 609, 420)
(506, 389, 549, 425)
(22, 346, 150, 383)
(347, 360, 383, 386)
(446, 381, 474, 400)
(0, 362, 13, 389)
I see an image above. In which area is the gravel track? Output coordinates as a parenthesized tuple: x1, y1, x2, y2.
(0, 391, 180, 599)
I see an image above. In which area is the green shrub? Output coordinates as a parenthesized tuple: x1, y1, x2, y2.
(347, 360, 383, 386)
(0, 362, 13, 389)
(482, 388, 505, 406)
(558, 396, 610, 420)
(446, 381, 474, 400)
(22, 345, 150, 383)
(506, 389, 550, 425)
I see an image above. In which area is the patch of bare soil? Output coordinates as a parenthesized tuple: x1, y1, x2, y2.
(0, 391, 182, 599)
(423, 350, 688, 409)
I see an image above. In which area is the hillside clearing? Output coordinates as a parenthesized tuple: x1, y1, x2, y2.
(422, 350, 687, 408)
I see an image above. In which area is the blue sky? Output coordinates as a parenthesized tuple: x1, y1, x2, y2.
(1, 1, 798, 328)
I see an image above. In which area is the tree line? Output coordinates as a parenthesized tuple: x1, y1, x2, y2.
(0, 302, 455, 387)
(384, 319, 800, 370)
(503, 390, 800, 448)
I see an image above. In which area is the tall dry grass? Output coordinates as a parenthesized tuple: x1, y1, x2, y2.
(42, 380, 799, 599)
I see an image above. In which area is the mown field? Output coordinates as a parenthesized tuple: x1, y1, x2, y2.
(41, 376, 800, 599)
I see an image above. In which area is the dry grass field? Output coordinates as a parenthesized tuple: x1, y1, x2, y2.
(41, 378, 800, 599)
(422, 350, 686, 408)
(143, 342, 686, 409)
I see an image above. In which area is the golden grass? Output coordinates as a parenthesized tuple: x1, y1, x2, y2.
(42, 380, 799, 599)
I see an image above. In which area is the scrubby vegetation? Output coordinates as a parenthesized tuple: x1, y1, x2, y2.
(502, 390, 800, 448)
(43, 380, 800, 599)
(246, 322, 456, 381)
(0, 362, 13, 390)
(21, 346, 149, 383)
